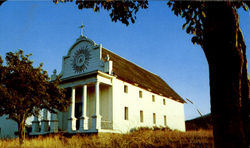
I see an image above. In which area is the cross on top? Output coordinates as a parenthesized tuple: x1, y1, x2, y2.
(79, 23, 85, 37)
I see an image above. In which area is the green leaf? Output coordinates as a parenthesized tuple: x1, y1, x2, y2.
(0, 49, 71, 143)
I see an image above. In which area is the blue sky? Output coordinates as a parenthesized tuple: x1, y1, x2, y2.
(0, 1, 250, 120)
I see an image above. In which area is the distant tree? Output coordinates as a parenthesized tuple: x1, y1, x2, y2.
(51, 0, 250, 147)
(0, 50, 71, 145)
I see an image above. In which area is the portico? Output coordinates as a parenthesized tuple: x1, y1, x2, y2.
(30, 72, 114, 135)
(67, 81, 105, 133)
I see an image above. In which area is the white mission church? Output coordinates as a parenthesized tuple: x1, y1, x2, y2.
(28, 34, 186, 135)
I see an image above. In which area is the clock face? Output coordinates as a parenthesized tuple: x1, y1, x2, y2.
(71, 46, 91, 73)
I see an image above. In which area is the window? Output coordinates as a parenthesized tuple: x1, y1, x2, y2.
(140, 110, 144, 123)
(163, 99, 166, 105)
(164, 115, 167, 126)
(139, 90, 143, 98)
(124, 85, 128, 93)
(153, 113, 156, 124)
(124, 107, 128, 120)
(152, 95, 155, 102)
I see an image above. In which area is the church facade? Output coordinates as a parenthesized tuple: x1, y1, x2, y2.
(31, 36, 186, 135)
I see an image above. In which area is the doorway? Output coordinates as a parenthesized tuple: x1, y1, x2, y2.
(75, 103, 82, 130)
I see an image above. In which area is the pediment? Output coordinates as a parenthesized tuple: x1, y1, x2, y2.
(67, 36, 100, 57)
(60, 36, 103, 79)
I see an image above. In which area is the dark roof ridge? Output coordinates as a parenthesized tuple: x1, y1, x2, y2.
(102, 47, 161, 78)
(102, 47, 185, 103)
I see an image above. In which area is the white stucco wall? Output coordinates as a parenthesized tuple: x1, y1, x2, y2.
(112, 78, 185, 133)
(57, 75, 185, 133)
(165, 98, 185, 131)
(0, 115, 18, 138)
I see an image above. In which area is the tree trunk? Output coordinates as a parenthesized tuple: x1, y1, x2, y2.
(17, 118, 26, 145)
(238, 26, 250, 147)
(202, 2, 249, 148)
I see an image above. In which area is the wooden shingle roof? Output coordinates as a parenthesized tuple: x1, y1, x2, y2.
(102, 48, 186, 103)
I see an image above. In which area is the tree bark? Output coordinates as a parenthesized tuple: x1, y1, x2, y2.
(238, 26, 250, 148)
(202, 2, 249, 147)
(17, 117, 26, 145)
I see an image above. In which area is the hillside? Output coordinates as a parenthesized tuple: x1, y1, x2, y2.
(185, 114, 213, 131)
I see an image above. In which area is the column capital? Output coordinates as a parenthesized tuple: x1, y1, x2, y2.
(81, 83, 88, 86)
(80, 116, 89, 120)
(68, 117, 77, 120)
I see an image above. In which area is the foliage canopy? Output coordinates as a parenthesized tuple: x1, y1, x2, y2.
(0, 50, 70, 144)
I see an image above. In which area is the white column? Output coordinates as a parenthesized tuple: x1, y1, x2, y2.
(79, 85, 89, 132)
(41, 109, 49, 133)
(68, 87, 77, 132)
(50, 112, 58, 133)
(31, 116, 39, 133)
(91, 82, 102, 130)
